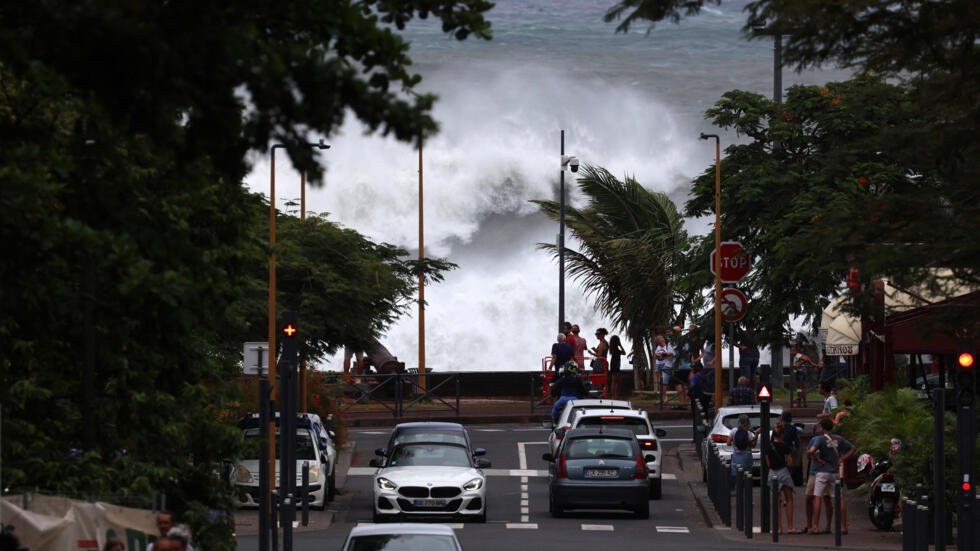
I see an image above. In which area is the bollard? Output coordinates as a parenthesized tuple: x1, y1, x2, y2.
(271, 490, 279, 551)
(834, 479, 842, 547)
(735, 465, 744, 531)
(772, 478, 779, 543)
(301, 463, 309, 527)
(744, 470, 753, 539)
(915, 505, 928, 551)
(903, 499, 916, 551)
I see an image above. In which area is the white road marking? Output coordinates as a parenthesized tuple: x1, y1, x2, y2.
(484, 469, 548, 477)
(654, 425, 698, 429)
(675, 508, 683, 512)
(517, 441, 547, 470)
(444, 524, 465, 529)
(662, 473, 677, 480)
(521, 515, 529, 522)
(348, 467, 377, 476)
(521, 476, 528, 483)
(520, 500, 528, 507)
(659, 438, 693, 442)
(656, 526, 690, 534)
(350, 431, 387, 435)
(521, 507, 529, 514)
(476, 428, 505, 432)
(506, 523, 538, 529)
(521, 484, 528, 491)
(582, 524, 614, 531)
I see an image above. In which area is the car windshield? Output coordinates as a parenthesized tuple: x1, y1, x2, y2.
(392, 429, 467, 448)
(243, 429, 317, 461)
(388, 444, 471, 468)
(565, 437, 636, 460)
(721, 414, 781, 430)
(347, 534, 458, 551)
(575, 417, 649, 436)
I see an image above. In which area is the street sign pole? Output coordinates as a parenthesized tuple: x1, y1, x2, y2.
(759, 385, 772, 533)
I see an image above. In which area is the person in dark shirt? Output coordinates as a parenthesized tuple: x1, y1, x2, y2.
(551, 364, 589, 422)
(688, 363, 710, 414)
(550, 333, 574, 373)
(728, 376, 757, 406)
(766, 425, 799, 533)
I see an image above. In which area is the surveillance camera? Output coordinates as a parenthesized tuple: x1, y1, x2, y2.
(569, 156, 580, 173)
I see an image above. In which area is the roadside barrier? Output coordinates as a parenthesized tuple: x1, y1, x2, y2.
(705, 435, 731, 526)
(341, 372, 460, 418)
(531, 356, 609, 413)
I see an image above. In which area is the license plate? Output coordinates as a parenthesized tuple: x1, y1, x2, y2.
(413, 498, 448, 507)
(880, 483, 896, 493)
(585, 468, 618, 478)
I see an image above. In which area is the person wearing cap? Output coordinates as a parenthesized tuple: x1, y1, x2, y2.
(570, 324, 587, 370)
(550, 363, 588, 423)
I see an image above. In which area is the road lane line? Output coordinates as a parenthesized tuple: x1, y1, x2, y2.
(656, 526, 690, 533)
(506, 523, 538, 529)
(521, 484, 528, 491)
(521, 507, 529, 514)
(348, 467, 376, 476)
(581, 524, 614, 531)
(522, 515, 529, 522)
(662, 473, 677, 480)
(520, 500, 528, 506)
(658, 438, 693, 442)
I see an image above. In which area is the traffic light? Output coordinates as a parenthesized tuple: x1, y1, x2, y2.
(280, 311, 299, 369)
(956, 343, 976, 408)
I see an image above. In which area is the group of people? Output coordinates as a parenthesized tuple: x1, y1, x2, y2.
(549, 321, 628, 398)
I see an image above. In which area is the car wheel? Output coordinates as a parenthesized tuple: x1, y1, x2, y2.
(649, 478, 662, 500)
(549, 495, 563, 518)
(634, 503, 649, 520)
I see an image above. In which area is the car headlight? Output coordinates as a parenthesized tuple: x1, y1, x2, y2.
(307, 463, 320, 481)
(462, 478, 484, 491)
(376, 477, 397, 491)
(235, 465, 253, 484)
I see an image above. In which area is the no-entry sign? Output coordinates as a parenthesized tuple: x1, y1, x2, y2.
(720, 288, 748, 322)
(711, 241, 751, 283)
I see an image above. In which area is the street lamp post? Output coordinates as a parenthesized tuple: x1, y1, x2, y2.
(298, 140, 330, 412)
(557, 131, 580, 333)
(700, 132, 723, 406)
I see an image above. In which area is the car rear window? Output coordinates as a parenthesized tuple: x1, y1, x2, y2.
(569, 404, 629, 421)
(721, 414, 781, 429)
(575, 417, 649, 435)
(565, 437, 637, 460)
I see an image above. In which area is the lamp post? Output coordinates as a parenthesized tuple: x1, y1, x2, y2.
(700, 132, 723, 405)
(298, 139, 330, 412)
(557, 130, 580, 333)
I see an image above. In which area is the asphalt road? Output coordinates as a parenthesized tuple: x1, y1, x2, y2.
(235, 421, 821, 551)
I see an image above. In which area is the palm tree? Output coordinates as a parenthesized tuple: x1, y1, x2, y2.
(533, 165, 687, 390)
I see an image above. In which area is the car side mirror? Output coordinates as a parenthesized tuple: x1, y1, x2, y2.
(476, 458, 491, 469)
(554, 428, 566, 438)
(644, 454, 656, 463)
(321, 454, 328, 463)
(328, 430, 336, 440)
(542, 453, 554, 462)
(374, 448, 386, 457)
(369, 458, 382, 468)
(655, 429, 667, 438)
(542, 420, 554, 430)
(473, 448, 487, 457)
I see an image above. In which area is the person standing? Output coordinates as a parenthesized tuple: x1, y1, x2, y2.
(726, 414, 759, 491)
(816, 382, 840, 421)
(672, 327, 692, 409)
(654, 335, 674, 405)
(570, 324, 587, 370)
(688, 363, 710, 414)
(806, 418, 855, 535)
(737, 329, 761, 391)
(550, 364, 588, 422)
(766, 425, 800, 534)
(550, 333, 573, 373)
(727, 376, 757, 406)
(589, 328, 609, 370)
(146, 512, 195, 551)
(790, 345, 821, 408)
(607, 335, 626, 398)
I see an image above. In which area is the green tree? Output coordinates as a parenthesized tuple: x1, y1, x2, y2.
(533, 165, 688, 389)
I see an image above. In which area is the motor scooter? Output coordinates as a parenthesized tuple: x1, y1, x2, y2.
(856, 438, 902, 530)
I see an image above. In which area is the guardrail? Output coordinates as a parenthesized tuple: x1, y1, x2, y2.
(341, 372, 460, 418)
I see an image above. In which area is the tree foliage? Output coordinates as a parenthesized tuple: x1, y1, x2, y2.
(534, 165, 688, 388)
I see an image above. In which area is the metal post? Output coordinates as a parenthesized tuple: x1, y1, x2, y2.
(736, 465, 744, 531)
(271, 489, 279, 551)
(268, 144, 284, 511)
(728, 321, 735, 392)
(771, 479, 779, 542)
(418, 142, 426, 393)
(903, 499, 915, 551)
(915, 504, 928, 551)
(300, 463, 309, 527)
(744, 470, 753, 538)
(834, 479, 842, 546)
(760, 396, 770, 533)
(932, 388, 945, 551)
(259, 376, 270, 551)
(956, 365, 976, 551)
(558, 130, 565, 333)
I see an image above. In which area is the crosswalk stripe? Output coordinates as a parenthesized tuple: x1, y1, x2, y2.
(582, 524, 614, 531)
(662, 473, 677, 480)
(506, 523, 538, 529)
(655, 526, 690, 534)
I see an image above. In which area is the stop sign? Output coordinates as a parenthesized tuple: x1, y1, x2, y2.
(710, 241, 751, 283)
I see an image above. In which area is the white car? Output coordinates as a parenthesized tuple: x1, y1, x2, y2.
(232, 413, 336, 510)
(370, 424, 490, 522)
(699, 405, 783, 478)
(564, 408, 667, 499)
(342, 523, 462, 551)
(547, 398, 633, 456)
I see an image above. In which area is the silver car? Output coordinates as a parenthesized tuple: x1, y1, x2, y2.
(547, 398, 633, 456)
(342, 523, 462, 551)
(699, 405, 783, 477)
(543, 428, 651, 519)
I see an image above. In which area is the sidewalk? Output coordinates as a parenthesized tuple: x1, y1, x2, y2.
(339, 396, 821, 427)
(676, 442, 905, 551)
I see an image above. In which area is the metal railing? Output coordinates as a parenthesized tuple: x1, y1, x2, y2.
(705, 435, 731, 526)
(342, 372, 460, 418)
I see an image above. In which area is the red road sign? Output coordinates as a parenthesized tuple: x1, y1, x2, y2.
(719, 287, 748, 322)
(711, 241, 751, 283)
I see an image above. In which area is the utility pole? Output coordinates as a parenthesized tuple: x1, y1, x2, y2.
(418, 140, 426, 392)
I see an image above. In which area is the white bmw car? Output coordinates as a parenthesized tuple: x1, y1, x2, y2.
(371, 440, 489, 522)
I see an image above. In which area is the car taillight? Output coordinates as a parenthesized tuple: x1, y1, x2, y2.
(556, 426, 570, 440)
(634, 452, 647, 479)
(711, 434, 727, 443)
(557, 452, 568, 478)
(639, 439, 658, 451)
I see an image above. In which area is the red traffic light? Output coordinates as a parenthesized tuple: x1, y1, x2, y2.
(958, 352, 974, 369)
(758, 386, 771, 400)
(963, 482, 972, 492)
(283, 324, 297, 336)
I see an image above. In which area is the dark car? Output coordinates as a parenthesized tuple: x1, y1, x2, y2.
(542, 428, 651, 519)
(370, 422, 488, 468)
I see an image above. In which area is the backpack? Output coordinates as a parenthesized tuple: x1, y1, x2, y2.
(733, 428, 751, 451)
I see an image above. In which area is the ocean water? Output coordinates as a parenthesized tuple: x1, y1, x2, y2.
(244, 0, 850, 372)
